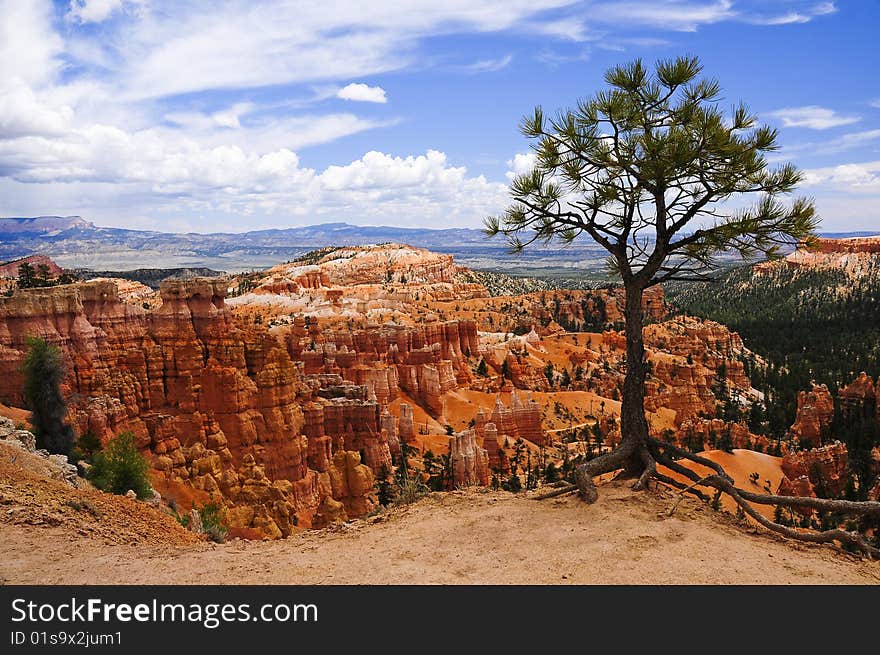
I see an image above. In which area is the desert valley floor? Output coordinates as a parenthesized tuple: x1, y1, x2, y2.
(2, 481, 877, 585)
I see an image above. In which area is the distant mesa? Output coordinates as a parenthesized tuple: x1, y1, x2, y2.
(0, 216, 94, 234)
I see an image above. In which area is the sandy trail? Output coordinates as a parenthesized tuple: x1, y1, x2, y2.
(2, 482, 878, 585)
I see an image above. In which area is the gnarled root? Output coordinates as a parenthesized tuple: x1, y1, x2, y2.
(573, 442, 637, 503)
(541, 435, 880, 557)
(631, 446, 656, 492)
(648, 437, 880, 559)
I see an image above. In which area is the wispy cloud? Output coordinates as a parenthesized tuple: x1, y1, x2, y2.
(746, 2, 836, 26)
(462, 54, 513, 73)
(536, 47, 591, 66)
(771, 129, 880, 165)
(766, 106, 860, 130)
(588, 1, 735, 32)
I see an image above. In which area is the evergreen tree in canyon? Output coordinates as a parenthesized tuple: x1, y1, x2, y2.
(22, 336, 75, 456)
(486, 55, 880, 554)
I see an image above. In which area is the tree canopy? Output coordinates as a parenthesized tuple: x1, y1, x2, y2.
(486, 55, 818, 288)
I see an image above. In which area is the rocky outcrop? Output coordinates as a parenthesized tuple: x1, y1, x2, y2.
(449, 429, 489, 487)
(778, 442, 850, 502)
(398, 403, 415, 444)
(0, 255, 63, 279)
(674, 418, 770, 453)
(838, 372, 878, 422)
(0, 416, 78, 484)
(789, 382, 834, 448)
(479, 422, 507, 474)
(473, 391, 546, 447)
(286, 319, 476, 418)
(265, 244, 461, 288)
(326, 450, 377, 519)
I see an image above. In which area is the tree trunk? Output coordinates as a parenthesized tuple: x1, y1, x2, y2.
(573, 281, 649, 501)
(618, 282, 650, 470)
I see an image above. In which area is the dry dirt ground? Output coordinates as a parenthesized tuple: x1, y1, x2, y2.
(2, 481, 878, 585)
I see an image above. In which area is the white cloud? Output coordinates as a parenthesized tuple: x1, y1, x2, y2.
(0, 79, 75, 138)
(0, 0, 64, 87)
(528, 18, 593, 41)
(463, 55, 513, 73)
(871, 99, 880, 109)
(828, 129, 880, 151)
(336, 83, 388, 104)
(766, 106, 860, 130)
(110, 1, 579, 101)
(589, 1, 735, 32)
(801, 160, 880, 191)
(536, 48, 591, 66)
(68, 0, 126, 23)
(746, 2, 836, 26)
(506, 153, 537, 180)
(0, 0, 855, 231)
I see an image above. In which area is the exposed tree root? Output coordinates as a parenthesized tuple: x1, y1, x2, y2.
(631, 446, 656, 492)
(648, 439, 880, 558)
(532, 484, 577, 500)
(537, 436, 880, 558)
(573, 441, 636, 503)
(666, 475, 713, 516)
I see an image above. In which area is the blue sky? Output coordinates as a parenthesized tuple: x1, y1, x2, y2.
(0, 0, 878, 233)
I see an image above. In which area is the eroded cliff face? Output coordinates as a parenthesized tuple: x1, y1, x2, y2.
(0, 280, 379, 538)
(757, 236, 880, 277)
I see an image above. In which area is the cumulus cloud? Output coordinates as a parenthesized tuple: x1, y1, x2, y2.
(0, 80, 75, 139)
(766, 106, 860, 130)
(506, 153, 537, 180)
(336, 83, 388, 104)
(801, 160, 880, 191)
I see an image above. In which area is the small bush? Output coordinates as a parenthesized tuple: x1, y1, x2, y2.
(198, 501, 228, 543)
(88, 432, 152, 499)
(76, 430, 103, 460)
(168, 500, 191, 528)
(502, 473, 522, 493)
(393, 474, 429, 506)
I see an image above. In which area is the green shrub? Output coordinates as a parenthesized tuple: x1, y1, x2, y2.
(198, 501, 228, 543)
(393, 474, 429, 506)
(168, 499, 191, 528)
(88, 432, 152, 499)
